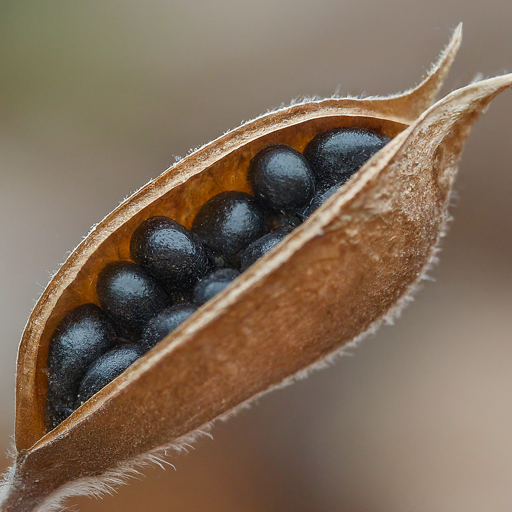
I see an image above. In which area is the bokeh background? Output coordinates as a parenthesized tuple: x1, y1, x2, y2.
(1, 2, 512, 511)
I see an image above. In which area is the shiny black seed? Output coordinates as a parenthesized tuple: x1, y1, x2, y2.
(191, 191, 266, 263)
(46, 303, 117, 430)
(265, 208, 303, 232)
(304, 128, 391, 189)
(139, 304, 198, 352)
(193, 268, 240, 306)
(130, 216, 211, 292)
(97, 261, 171, 339)
(303, 184, 340, 218)
(239, 231, 287, 272)
(249, 144, 315, 209)
(74, 345, 142, 408)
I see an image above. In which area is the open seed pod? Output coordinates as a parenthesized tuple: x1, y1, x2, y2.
(2, 25, 512, 512)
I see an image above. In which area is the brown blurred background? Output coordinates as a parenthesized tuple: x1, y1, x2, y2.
(1, 1, 512, 511)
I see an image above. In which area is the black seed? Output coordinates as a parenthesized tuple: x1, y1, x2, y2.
(130, 216, 212, 292)
(249, 144, 315, 209)
(193, 268, 240, 306)
(239, 231, 287, 272)
(74, 345, 142, 408)
(139, 304, 198, 352)
(97, 261, 171, 339)
(304, 128, 391, 189)
(303, 184, 340, 218)
(265, 208, 304, 232)
(46, 303, 117, 429)
(191, 191, 266, 263)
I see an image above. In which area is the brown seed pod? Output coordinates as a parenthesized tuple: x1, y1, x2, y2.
(2, 25, 512, 512)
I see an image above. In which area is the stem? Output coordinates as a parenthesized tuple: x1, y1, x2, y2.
(1, 455, 61, 512)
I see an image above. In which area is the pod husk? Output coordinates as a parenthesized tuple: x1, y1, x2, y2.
(3, 26, 511, 512)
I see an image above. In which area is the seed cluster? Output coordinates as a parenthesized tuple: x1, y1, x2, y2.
(46, 127, 390, 429)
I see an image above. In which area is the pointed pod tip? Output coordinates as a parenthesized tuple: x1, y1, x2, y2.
(442, 71, 512, 105)
(421, 22, 463, 94)
(446, 23, 463, 56)
(453, 22, 463, 41)
(381, 25, 463, 124)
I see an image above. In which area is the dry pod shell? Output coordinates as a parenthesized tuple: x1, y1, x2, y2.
(2, 25, 512, 512)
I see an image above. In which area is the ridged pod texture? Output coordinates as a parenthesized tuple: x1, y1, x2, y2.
(2, 25, 512, 512)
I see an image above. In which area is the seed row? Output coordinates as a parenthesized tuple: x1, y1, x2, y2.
(46, 127, 390, 430)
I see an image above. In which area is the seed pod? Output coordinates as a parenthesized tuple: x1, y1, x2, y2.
(3, 26, 512, 512)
